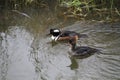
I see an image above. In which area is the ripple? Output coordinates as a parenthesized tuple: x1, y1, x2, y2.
(98, 55, 120, 80)
(1, 22, 120, 80)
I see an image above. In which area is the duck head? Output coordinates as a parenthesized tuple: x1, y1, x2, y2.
(49, 28, 61, 41)
(50, 28, 61, 36)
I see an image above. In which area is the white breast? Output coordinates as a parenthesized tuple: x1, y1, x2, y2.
(51, 36, 59, 41)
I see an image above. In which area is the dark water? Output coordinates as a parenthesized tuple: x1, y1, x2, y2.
(0, 10, 120, 80)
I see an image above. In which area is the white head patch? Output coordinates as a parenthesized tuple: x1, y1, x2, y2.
(53, 29, 60, 32)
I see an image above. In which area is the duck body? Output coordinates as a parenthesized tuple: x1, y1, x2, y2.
(68, 39, 98, 58)
(59, 31, 80, 37)
(70, 46, 98, 56)
(50, 28, 87, 41)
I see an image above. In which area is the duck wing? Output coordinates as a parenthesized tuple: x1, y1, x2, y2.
(60, 31, 88, 38)
(73, 46, 98, 56)
(59, 31, 75, 37)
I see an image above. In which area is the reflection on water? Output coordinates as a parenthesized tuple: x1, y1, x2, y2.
(68, 57, 79, 70)
(0, 11, 120, 80)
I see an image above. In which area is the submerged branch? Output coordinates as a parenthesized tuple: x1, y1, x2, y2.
(12, 10, 31, 19)
(115, 8, 120, 16)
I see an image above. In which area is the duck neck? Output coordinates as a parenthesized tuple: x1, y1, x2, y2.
(71, 43, 76, 50)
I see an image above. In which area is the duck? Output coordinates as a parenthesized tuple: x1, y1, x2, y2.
(49, 28, 88, 41)
(68, 38, 99, 58)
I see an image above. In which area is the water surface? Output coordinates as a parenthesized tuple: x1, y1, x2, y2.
(0, 10, 120, 80)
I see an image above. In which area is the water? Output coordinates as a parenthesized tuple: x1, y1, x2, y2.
(0, 10, 120, 80)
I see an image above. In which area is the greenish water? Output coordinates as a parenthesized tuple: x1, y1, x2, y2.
(0, 10, 120, 80)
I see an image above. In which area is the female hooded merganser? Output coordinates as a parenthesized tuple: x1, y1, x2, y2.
(49, 28, 88, 41)
(68, 39, 98, 58)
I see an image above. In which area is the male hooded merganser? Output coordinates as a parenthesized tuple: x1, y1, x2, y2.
(68, 39, 98, 58)
(49, 28, 88, 41)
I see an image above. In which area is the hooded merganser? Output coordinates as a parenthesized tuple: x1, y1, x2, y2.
(68, 39, 98, 58)
(49, 28, 88, 41)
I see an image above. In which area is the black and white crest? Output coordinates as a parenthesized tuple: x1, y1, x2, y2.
(50, 28, 61, 37)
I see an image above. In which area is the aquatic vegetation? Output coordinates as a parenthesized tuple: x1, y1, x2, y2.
(0, 0, 120, 22)
(59, 0, 120, 22)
